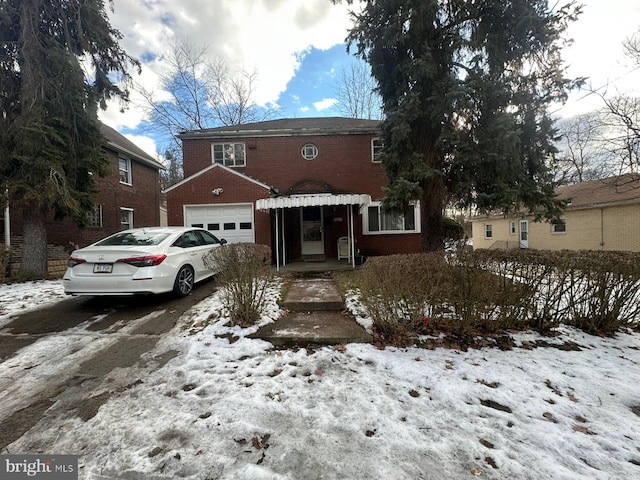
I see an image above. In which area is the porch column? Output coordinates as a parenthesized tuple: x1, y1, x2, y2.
(281, 208, 287, 267)
(275, 208, 280, 271)
(349, 204, 355, 268)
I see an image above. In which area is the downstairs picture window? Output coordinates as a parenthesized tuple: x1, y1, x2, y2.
(365, 202, 420, 234)
(120, 208, 133, 230)
(87, 204, 103, 228)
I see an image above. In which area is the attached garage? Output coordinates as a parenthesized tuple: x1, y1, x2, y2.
(184, 204, 255, 244)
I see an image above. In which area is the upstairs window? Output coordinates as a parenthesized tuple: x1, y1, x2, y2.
(372, 138, 383, 163)
(365, 202, 420, 234)
(301, 143, 318, 160)
(119, 157, 132, 184)
(212, 143, 246, 167)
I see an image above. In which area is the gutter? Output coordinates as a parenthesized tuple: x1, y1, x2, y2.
(471, 197, 640, 222)
(104, 142, 166, 171)
(178, 127, 380, 140)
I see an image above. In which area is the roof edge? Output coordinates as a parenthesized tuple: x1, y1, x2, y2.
(163, 163, 272, 194)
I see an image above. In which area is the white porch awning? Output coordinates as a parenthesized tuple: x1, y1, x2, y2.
(257, 194, 370, 271)
(256, 194, 371, 211)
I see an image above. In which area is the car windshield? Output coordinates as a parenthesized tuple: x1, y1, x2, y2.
(95, 231, 170, 246)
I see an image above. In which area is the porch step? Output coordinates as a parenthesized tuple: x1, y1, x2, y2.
(282, 278, 344, 311)
(252, 276, 372, 347)
(252, 311, 372, 347)
(302, 254, 326, 262)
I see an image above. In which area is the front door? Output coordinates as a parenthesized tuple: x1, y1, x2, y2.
(519, 220, 529, 248)
(301, 207, 324, 256)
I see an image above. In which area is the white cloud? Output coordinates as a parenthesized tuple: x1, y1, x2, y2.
(313, 98, 338, 111)
(123, 133, 161, 161)
(558, 0, 640, 117)
(102, 0, 353, 129)
(98, 0, 640, 127)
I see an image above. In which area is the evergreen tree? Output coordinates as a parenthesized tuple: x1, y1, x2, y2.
(0, 0, 138, 275)
(335, 0, 582, 251)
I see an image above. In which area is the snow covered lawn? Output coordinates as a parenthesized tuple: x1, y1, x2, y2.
(0, 279, 68, 327)
(2, 279, 640, 479)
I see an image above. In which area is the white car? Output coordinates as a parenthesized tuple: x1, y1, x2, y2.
(63, 227, 226, 296)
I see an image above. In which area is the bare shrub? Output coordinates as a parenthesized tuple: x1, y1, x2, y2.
(355, 249, 640, 342)
(358, 253, 447, 340)
(558, 251, 640, 334)
(203, 243, 272, 327)
(465, 249, 640, 334)
(0, 246, 9, 282)
(440, 250, 535, 334)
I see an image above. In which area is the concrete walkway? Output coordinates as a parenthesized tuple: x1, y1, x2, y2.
(251, 276, 372, 347)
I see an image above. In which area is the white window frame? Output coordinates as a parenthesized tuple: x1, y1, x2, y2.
(484, 224, 493, 239)
(372, 138, 383, 163)
(212, 143, 246, 167)
(119, 157, 132, 185)
(87, 204, 103, 228)
(301, 143, 318, 160)
(364, 201, 420, 235)
(509, 221, 516, 236)
(120, 208, 134, 230)
(551, 217, 567, 234)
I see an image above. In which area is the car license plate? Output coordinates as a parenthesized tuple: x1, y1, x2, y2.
(93, 263, 113, 273)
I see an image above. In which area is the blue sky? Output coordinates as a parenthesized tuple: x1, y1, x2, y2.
(277, 45, 354, 118)
(99, 0, 640, 162)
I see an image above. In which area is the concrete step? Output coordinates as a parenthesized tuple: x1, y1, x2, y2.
(282, 278, 344, 312)
(250, 311, 372, 347)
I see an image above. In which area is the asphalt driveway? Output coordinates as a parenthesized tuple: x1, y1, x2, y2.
(0, 279, 217, 450)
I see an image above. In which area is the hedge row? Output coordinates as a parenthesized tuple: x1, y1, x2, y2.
(356, 249, 640, 337)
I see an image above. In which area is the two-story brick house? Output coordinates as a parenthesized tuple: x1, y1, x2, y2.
(3, 123, 164, 272)
(165, 117, 422, 267)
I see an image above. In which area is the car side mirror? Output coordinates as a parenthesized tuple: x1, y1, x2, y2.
(220, 238, 228, 245)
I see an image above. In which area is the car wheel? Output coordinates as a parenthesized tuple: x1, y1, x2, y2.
(173, 265, 194, 296)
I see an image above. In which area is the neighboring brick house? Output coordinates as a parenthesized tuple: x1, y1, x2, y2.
(165, 117, 422, 267)
(3, 123, 164, 270)
(471, 174, 640, 252)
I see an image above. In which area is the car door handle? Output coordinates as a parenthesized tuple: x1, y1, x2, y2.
(189, 252, 197, 256)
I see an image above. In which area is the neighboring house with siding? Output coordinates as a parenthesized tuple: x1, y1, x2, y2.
(3, 123, 164, 272)
(471, 174, 640, 252)
(165, 117, 422, 267)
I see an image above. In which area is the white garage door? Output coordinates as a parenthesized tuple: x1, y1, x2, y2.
(185, 204, 255, 244)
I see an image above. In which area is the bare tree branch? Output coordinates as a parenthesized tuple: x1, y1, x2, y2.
(598, 94, 640, 173)
(554, 112, 616, 184)
(134, 38, 278, 185)
(333, 60, 382, 120)
(623, 29, 640, 64)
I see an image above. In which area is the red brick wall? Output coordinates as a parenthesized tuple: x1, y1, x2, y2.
(166, 166, 272, 245)
(182, 134, 388, 198)
(11, 148, 161, 250)
(178, 132, 422, 258)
